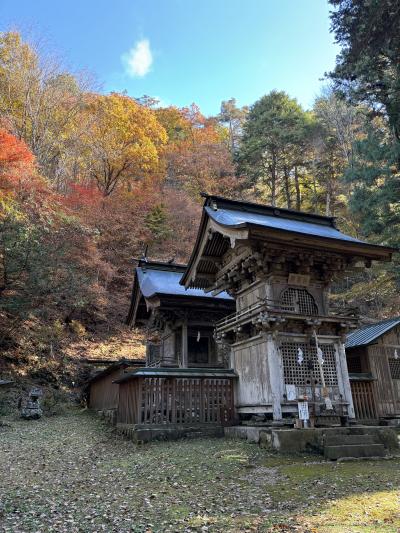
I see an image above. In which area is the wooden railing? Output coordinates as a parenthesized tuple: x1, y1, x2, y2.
(350, 380, 378, 420)
(215, 298, 359, 336)
(117, 369, 237, 427)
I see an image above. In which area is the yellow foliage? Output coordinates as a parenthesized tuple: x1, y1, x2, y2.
(69, 320, 86, 337)
(83, 93, 167, 195)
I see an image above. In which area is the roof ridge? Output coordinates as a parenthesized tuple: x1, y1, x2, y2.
(201, 193, 337, 228)
(136, 260, 187, 272)
(357, 316, 400, 330)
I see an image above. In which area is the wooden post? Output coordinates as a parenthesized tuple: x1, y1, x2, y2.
(337, 341, 355, 419)
(181, 320, 188, 368)
(266, 333, 283, 421)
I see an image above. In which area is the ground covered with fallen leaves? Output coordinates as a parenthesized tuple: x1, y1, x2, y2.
(0, 410, 399, 532)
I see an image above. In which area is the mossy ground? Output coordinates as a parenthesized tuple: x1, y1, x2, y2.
(0, 409, 399, 532)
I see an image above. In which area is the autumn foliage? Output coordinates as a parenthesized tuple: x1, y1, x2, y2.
(1, 28, 398, 378)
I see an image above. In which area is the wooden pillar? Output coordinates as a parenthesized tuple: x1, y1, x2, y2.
(181, 320, 188, 368)
(337, 341, 355, 419)
(266, 333, 283, 421)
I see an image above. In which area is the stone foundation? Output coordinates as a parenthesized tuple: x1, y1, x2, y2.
(116, 423, 224, 443)
(225, 425, 399, 455)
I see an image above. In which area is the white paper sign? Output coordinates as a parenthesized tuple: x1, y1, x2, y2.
(298, 401, 309, 421)
(286, 384, 297, 401)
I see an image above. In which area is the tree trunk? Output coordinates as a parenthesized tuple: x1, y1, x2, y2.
(325, 188, 331, 217)
(270, 153, 277, 206)
(294, 165, 301, 210)
(283, 166, 291, 209)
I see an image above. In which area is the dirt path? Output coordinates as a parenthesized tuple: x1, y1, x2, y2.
(0, 410, 399, 532)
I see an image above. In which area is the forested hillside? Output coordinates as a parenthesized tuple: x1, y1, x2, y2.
(0, 0, 399, 388)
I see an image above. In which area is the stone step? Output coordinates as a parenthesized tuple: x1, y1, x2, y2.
(381, 418, 400, 427)
(324, 443, 386, 460)
(325, 434, 379, 446)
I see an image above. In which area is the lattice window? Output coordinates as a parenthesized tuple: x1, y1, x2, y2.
(347, 355, 362, 374)
(281, 288, 318, 316)
(280, 342, 338, 386)
(389, 358, 400, 380)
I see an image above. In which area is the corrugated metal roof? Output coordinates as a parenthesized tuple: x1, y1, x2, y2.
(345, 317, 400, 348)
(206, 206, 365, 244)
(137, 266, 232, 300)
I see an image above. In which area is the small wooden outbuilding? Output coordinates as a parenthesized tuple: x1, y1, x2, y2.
(88, 359, 144, 416)
(346, 317, 400, 423)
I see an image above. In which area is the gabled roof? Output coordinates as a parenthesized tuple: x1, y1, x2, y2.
(136, 261, 231, 299)
(181, 194, 395, 289)
(345, 317, 400, 349)
(126, 260, 233, 327)
(205, 205, 363, 243)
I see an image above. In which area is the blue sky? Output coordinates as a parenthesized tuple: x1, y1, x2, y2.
(0, 0, 339, 115)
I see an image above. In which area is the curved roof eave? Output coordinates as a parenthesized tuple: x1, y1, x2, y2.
(180, 208, 210, 286)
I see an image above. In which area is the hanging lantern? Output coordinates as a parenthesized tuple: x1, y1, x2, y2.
(394, 349, 399, 360)
(297, 347, 304, 365)
(317, 347, 324, 365)
(197, 330, 201, 342)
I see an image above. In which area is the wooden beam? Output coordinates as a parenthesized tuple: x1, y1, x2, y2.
(181, 320, 188, 368)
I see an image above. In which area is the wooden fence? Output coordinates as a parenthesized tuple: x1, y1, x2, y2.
(350, 380, 378, 420)
(117, 370, 236, 427)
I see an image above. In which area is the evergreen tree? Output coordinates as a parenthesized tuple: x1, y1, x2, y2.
(329, 0, 400, 146)
(344, 118, 400, 251)
(237, 90, 313, 208)
(144, 204, 172, 243)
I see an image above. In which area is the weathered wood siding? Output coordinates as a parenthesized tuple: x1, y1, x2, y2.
(117, 379, 141, 425)
(231, 336, 272, 409)
(232, 334, 349, 415)
(236, 281, 266, 312)
(89, 369, 125, 411)
(368, 344, 400, 416)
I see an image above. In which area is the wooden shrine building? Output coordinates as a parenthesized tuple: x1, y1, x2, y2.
(346, 317, 400, 423)
(115, 260, 237, 439)
(126, 260, 235, 367)
(181, 194, 394, 426)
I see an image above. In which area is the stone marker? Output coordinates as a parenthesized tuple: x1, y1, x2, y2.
(20, 387, 43, 420)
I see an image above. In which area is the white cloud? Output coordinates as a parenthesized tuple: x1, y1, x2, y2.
(122, 39, 153, 78)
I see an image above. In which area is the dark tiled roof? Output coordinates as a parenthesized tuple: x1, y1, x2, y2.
(345, 317, 400, 349)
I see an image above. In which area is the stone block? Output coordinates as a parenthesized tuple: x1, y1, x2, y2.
(324, 443, 386, 460)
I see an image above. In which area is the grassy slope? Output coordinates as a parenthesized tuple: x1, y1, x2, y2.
(0, 410, 399, 532)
